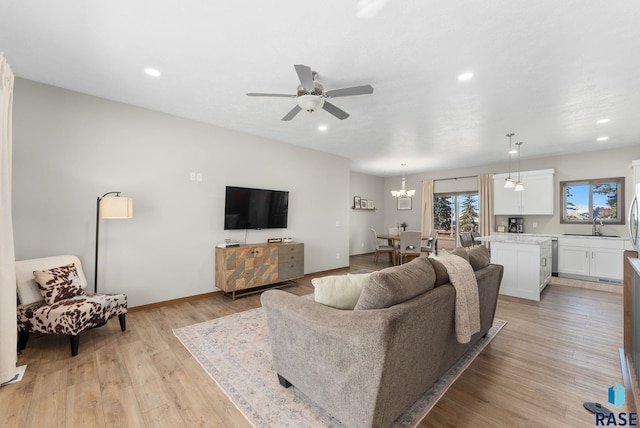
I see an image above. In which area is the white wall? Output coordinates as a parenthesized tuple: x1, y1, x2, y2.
(349, 171, 385, 255)
(12, 79, 350, 307)
(381, 146, 640, 239)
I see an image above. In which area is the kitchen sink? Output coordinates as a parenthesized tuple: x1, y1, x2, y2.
(562, 233, 621, 238)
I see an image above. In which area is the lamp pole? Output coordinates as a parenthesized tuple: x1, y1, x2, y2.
(94, 191, 121, 293)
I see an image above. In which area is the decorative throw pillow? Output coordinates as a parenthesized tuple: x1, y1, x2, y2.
(468, 245, 490, 271)
(312, 273, 371, 310)
(33, 263, 85, 305)
(450, 246, 470, 262)
(354, 256, 436, 310)
(429, 247, 473, 286)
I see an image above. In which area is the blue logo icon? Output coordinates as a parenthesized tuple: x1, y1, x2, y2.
(608, 383, 625, 408)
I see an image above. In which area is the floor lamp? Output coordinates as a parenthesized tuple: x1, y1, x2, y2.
(95, 192, 133, 293)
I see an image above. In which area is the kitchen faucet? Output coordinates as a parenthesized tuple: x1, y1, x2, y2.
(592, 217, 603, 236)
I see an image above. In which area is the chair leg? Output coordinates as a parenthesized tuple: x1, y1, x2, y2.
(374, 251, 379, 265)
(70, 335, 80, 357)
(118, 314, 126, 331)
(18, 331, 29, 352)
(277, 374, 292, 388)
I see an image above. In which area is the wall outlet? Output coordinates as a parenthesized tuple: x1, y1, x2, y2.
(336, 253, 340, 259)
(189, 172, 196, 181)
(532, 222, 538, 228)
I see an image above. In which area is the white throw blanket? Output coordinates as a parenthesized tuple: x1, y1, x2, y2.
(435, 254, 481, 343)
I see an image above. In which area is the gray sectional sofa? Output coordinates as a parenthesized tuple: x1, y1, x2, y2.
(261, 246, 503, 428)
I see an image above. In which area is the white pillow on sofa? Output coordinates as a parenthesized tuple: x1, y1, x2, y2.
(312, 273, 372, 310)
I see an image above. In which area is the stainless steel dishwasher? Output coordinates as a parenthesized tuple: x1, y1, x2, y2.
(551, 237, 558, 276)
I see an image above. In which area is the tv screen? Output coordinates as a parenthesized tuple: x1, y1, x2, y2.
(224, 186, 289, 230)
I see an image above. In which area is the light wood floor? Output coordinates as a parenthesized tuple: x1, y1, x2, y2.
(0, 254, 626, 427)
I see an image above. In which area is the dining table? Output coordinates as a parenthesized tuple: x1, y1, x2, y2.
(376, 233, 436, 263)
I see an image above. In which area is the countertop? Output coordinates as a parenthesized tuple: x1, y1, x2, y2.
(476, 234, 552, 245)
(490, 232, 626, 241)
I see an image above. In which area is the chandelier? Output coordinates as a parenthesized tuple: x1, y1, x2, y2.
(391, 163, 415, 198)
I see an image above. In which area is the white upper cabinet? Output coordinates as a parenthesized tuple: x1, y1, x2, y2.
(493, 169, 554, 215)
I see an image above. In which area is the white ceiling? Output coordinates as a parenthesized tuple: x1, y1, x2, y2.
(2, 0, 639, 177)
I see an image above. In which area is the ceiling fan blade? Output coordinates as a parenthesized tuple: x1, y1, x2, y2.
(247, 93, 296, 97)
(322, 101, 350, 120)
(294, 64, 314, 90)
(282, 105, 302, 121)
(325, 85, 374, 98)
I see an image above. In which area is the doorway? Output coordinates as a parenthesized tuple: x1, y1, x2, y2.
(434, 193, 479, 251)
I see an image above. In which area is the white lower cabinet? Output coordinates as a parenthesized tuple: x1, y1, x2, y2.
(557, 237, 624, 282)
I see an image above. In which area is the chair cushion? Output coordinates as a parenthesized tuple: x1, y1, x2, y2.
(33, 263, 85, 305)
(17, 293, 127, 336)
(354, 256, 436, 310)
(312, 273, 371, 310)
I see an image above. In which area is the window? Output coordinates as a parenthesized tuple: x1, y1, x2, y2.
(434, 193, 478, 251)
(560, 177, 625, 224)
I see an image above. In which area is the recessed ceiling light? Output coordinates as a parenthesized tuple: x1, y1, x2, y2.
(458, 72, 474, 81)
(596, 118, 611, 124)
(318, 125, 328, 131)
(596, 136, 609, 141)
(144, 67, 161, 77)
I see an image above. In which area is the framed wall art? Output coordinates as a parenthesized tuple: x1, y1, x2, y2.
(397, 197, 412, 210)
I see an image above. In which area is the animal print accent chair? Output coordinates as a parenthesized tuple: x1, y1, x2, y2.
(16, 255, 127, 357)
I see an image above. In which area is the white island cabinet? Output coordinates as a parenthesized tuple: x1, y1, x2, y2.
(476, 235, 552, 301)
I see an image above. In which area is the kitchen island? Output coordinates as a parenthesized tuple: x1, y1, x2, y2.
(476, 234, 552, 301)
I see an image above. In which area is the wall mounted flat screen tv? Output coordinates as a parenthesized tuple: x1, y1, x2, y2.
(224, 186, 289, 230)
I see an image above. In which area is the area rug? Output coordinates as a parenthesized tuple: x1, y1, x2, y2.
(174, 307, 506, 428)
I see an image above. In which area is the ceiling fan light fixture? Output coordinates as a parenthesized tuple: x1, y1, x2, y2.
(297, 94, 324, 112)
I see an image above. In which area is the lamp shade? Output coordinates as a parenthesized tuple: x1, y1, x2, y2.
(101, 196, 133, 219)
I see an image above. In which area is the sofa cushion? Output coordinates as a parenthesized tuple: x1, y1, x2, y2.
(468, 245, 490, 271)
(312, 272, 371, 310)
(354, 256, 436, 310)
(429, 257, 450, 287)
(33, 263, 85, 305)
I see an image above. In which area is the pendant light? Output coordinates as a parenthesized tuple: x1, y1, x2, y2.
(391, 163, 415, 197)
(514, 142, 525, 192)
(504, 133, 515, 189)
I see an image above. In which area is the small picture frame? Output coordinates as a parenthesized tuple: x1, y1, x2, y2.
(360, 199, 368, 209)
(367, 200, 374, 209)
(354, 196, 361, 209)
(397, 197, 412, 210)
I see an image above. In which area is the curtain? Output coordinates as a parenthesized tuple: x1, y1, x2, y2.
(478, 173, 494, 239)
(421, 179, 434, 234)
(0, 53, 16, 384)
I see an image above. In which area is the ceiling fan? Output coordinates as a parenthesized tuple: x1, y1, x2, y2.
(247, 64, 374, 121)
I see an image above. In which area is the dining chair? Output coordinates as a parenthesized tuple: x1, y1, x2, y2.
(371, 229, 396, 265)
(397, 231, 422, 264)
(460, 232, 474, 249)
(421, 230, 439, 255)
(471, 231, 481, 247)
